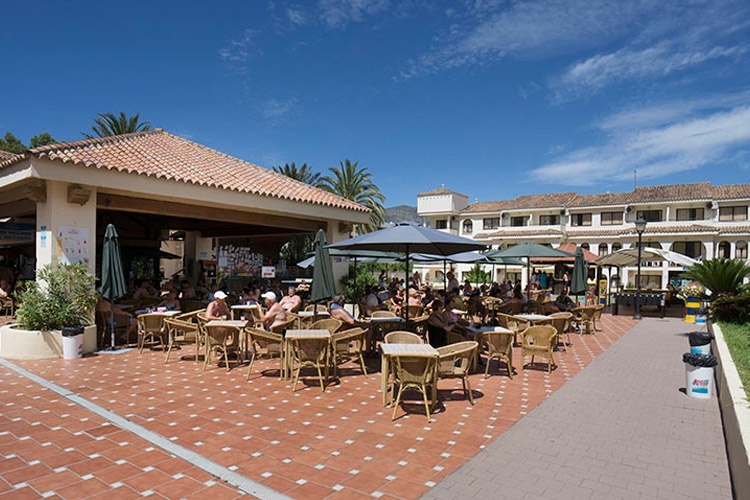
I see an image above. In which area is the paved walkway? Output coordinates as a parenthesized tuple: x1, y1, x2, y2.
(424, 317, 732, 500)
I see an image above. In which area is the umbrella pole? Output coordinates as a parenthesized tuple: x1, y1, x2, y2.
(110, 300, 116, 349)
(443, 260, 447, 292)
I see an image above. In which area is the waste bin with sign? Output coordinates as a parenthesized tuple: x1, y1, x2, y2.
(61, 326, 84, 359)
(688, 330, 713, 355)
(683, 352, 717, 399)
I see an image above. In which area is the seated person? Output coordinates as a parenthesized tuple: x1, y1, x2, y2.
(359, 286, 384, 317)
(278, 286, 302, 313)
(132, 281, 156, 302)
(0, 278, 11, 299)
(96, 295, 137, 341)
(443, 297, 471, 335)
(157, 290, 181, 311)
(427, 299, 464, 348)
(205, 290, 230, 320)
(180, 280, 197, 300)
(553, 290, 576, 312)
(330, 294, 372, 349)
(259, 291, 287, 330)
(407, 287, 422, 307)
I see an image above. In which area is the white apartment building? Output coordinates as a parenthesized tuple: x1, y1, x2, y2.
(416, 182, 750, 293)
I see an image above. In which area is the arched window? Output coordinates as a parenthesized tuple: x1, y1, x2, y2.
(612, 242, 622, 252)
(671, 241, 705, 259)
(580, 243, 590, 251)
(462, 220, 473, 234)
(737, 241, 748, 259)
(598, 243, 608, 256)
(717, 241, 731, 258)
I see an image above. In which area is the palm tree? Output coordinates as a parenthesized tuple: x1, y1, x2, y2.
(83, 112, 151, 138)
(318, 159, 386, 234)
(682, 258, 750, 297)
(272, 162, 321, 187)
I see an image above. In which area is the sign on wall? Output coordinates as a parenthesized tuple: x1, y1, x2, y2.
(57, 226, 90, 265)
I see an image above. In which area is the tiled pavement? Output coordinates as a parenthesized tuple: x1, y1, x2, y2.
(0, 312, 723, 499)
(425, 317, 732, 500)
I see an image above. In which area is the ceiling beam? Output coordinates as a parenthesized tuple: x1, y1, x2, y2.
(98, 194, 326, 232)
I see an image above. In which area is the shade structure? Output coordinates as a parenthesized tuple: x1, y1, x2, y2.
(406, 251, 490, 263)
(310, 229, 336, 308)
(326, 223, 486, 320)
(595, 247, 697, 268)
(488, 243, 573, 289)
(296, 249, 400, 269)
(570, 247, 587, 295)
(483, 250, 526, 266)
(99, 224, 128, 349)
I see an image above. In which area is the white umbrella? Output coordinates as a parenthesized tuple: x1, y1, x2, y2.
(596, 247, 697, 267)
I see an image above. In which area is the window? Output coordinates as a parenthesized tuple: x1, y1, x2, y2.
(671, 241, 704, 259)
(717, 241, 730, 258)
(720, 206, 748, 221)
(580, 243, 590, 251)
(462, 220, 473, 234)
(571, 213, 592, 226)
(598, 243, 608, 256)
(483, 217, 501, 230)
(636, 210, 662, 222)
(539, 215, 559, 225)
(601, 211, 622, 225)
(435, 219, 448, 229)
(737, 241, 748, 259)
(676, 208, 704, 221)
(612, 242, 622, 252)
(510, 216, 526, 227)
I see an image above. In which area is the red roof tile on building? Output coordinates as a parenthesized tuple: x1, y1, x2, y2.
(474, 228, 564, 239)
(630, 183, 713, 203)
(567, 191, 630, 208)
(509, 192, 578, 210)
(0, 150, 18, 163)
(1, 130, 368, 213)
(713, 184, 750, 200)
(417, 186, 468, 197)
(464, 200, 514, 213)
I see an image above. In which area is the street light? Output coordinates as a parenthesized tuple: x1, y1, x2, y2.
(634, 217, 648, 320)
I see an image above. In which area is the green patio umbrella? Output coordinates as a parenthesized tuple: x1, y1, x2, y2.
(488, 243, 573, 290)
(99, 224, 128, 350)
(310, 229, 336, 320)
(570, 247, 587, 298)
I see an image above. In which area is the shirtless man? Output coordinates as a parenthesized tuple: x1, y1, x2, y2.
(278, 286, 302, 313)
(260, 291, 287, 330)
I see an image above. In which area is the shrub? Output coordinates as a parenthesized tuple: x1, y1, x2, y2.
(15, 263, 97, 331)
(710, 292, 750, 324)
(681, 258, 750, 297)
(341, 265, 377, 304)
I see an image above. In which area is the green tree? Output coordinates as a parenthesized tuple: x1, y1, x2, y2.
(279, 234, 314, 267)
(681, 258, 750, 298)
(0, 132, 26, 154)
(319, 159, 386, 234)
(29, 132, 57, 148)
(466, 263, 490, 285)
(83, 112, 151, 138)
(272, 162, 322, 187)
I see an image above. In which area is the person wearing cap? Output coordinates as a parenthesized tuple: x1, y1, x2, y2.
(278, 286, 302, 313)
(157, 290, 181, 311)
(206, 290, 230, 320)
(260, 291, 286, 330)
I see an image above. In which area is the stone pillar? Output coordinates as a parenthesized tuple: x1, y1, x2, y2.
(35, 180, 97, 275)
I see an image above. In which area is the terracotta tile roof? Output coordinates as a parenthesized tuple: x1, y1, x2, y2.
(566, 228, 625, 238)
(2, 130, 368, 213)
(630, 182, 713, 203)
(623, 224, 718, 235)
(713, 184, 750, 200)
(417, 186, 467, 197)
(718, 225, 750, 235)
(509, 192, 578, 210)
(0, 150, 18, 163)
(567, 191, 630, 208)
(463, 200, 514, 213)
(530, 243, 600, 264)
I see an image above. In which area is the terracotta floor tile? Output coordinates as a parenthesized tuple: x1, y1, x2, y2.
(54, 477, 110, 498)
(0, 486, 40, 499)
(341, 471, 389, 495)
(122, 469, 174, 493)
(378, 477, 429, 498)
(287, 480, 333, 499)
(86, 484, 142, 499)
(154, 476, 205, 498)
(259, 473, 297, 493)
(2, 463, 52, 486)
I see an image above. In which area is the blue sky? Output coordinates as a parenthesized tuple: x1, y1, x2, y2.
(1, 0, 749, 207)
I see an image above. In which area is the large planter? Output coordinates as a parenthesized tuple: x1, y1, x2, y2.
(684, 297, 701, 322)
(0, 324, 97, 360)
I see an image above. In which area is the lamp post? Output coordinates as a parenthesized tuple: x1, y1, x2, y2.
(634, 217, 647, 320)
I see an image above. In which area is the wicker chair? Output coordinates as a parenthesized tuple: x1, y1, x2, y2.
(391, 354, 437, 422)
(592, 304, 605, 332)
(405, 304, 423, 318)
(372, 310, 397, 318)
(304, 304, 329, 313)
(163, 317, 201, 363)
(496, 313, 529, 345)
(520, 325, 558, 373)
(481, 330, 515, 379)
(137, 313, 167, 353)
(331, 327, 368, 378)
(548, 312, 574, 348)
(384, 330, 423, 344)
(289, 336, 330, 392)
(244, 327, 284, 379)
(202, 323, 242, 372)
(270, 316, 297, 336)
(0, 295, 15, 317)
(408, 315, 430, 342)
(311, 318, 343, 335)
(573, 306, 596, 335)
(436, 341, 478, 405)
(96, 308, 131, 348)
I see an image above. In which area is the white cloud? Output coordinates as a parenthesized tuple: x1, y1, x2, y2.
(258, 98, 299, 126)
(529, 101, 750, 185)
(287, 8, 307, 26)
(218, 29, 262, 68)
(318, 0, 389, 29)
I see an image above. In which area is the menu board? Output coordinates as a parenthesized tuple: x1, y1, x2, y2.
(58, 226, 90, 265)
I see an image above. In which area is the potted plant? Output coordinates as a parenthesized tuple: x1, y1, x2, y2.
(0, 263, 98, 359)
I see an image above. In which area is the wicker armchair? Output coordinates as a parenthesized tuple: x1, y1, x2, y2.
(573, 306, 596, 335)
(311, 318, 343, 335)
(270, 316, 297, 336)
(592, 304, 605, 332)
(289, 336, 330, 392)
(481, 330, 515, 379)
(244, 327, 284, 379)
(384, 330, 423, 344)
(372, 310, 397, 318)
(331, 327, 368, 378)
(202, 323, 242, 372)
(163, 317, 201, 363)
(391, 354, 437, 422)
(520, 325, 558, 373)
(548, 312, 574, 348)
(436, 341, 478, 405)
(408, 315, 430, 342)
(496, 313, 529, 345)
(0, 295, 15, 317)
(137, 313, 166, 353)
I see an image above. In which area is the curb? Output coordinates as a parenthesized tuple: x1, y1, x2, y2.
(711, 322, 750, 500)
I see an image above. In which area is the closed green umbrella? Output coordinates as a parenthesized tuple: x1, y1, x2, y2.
(99, 224, 128, 349)
(310, 229, 336, 320)
(570, 247, 587, 297)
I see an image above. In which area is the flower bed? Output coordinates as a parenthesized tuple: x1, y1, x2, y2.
(0, 324, 97, 360)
